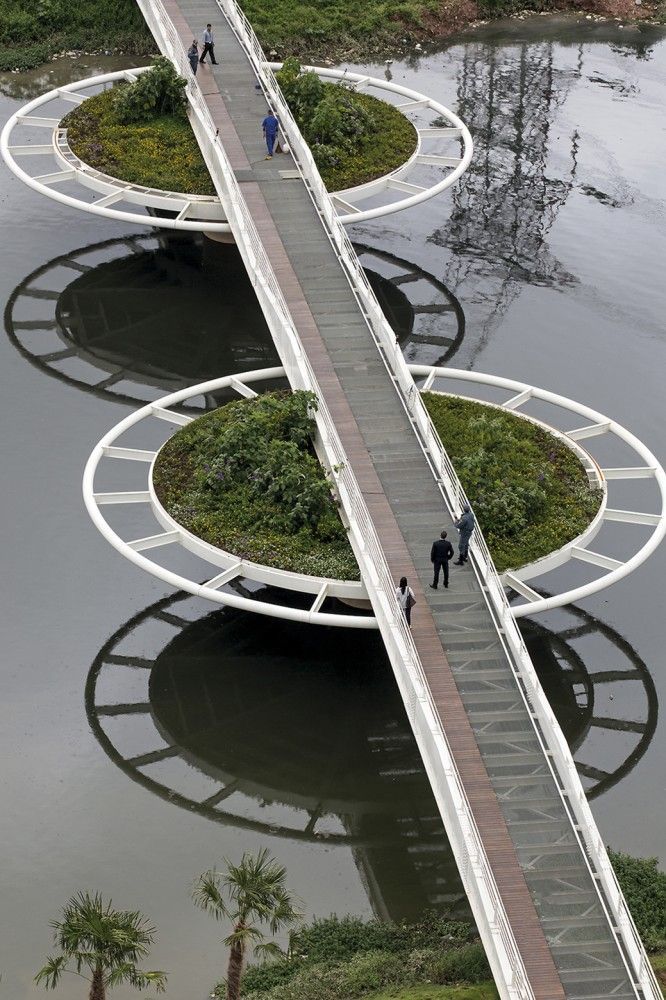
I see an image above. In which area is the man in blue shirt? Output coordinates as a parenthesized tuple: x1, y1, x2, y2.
(262, 112, 279, 159)
(199, 24, 218, 65)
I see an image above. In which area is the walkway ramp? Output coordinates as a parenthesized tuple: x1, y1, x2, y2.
(136, 2, 661, 997)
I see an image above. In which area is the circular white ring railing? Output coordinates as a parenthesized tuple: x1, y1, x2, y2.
(84, 365, 664, 624)
(1, 66, 471, 232)
(82, 366, 373, 628)
(414, 365, 666, 617)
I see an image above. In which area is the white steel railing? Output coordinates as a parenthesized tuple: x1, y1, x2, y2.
(136, 2, 535, 995)
(212, 5, 662, 997)
(136, 2, 661, 997)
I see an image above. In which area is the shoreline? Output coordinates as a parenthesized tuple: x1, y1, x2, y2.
(0, 4, 664, 76)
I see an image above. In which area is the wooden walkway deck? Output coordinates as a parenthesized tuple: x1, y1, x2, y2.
(154, 4, 636, 996)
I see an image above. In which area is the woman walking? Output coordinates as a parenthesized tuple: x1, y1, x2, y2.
(395, 576, 416, 627)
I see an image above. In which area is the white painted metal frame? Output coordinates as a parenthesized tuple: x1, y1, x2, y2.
(0, 70, 231, 232)
(412, 365, 666, 618)
(83, 367, 372, 627)
(84, 361, 666, 625)
(100, 2, 662, 996)
(264, 62, 473, 224)
(1, 66, 471, 231)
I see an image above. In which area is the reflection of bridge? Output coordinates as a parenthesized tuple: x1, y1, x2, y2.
(85, 592, 657, 923)
(79, 0, 660, 993)
(4, 235, 465, 408)
(3, 0, 661, 992)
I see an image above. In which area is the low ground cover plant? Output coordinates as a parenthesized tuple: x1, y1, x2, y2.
(422, 394, 602, 572)
(275, 58, 417, 189)
(61, 62, 215, 195)
(154, 390, 602, 578)
(153, 390, 360, 580)
(61, 57, 415, 194)
(0, 0, 155, 72)
(607, 851, 666, 953)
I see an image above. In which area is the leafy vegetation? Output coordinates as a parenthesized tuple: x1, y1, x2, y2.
(153, 391, 359, 581)
(364, 988, 498, 1000)
(193, 849, 300, 1000)
(61, 60, 415, 195)
(234, 915, 488, 1000)
(423, 394, 602, 573)
(0, 0, 154, 72)
(62, 82, 215, 196)
(609, 851, 666, 953)
(113, 57, 187, 123)
(155, 391, 602, 580)
(275, 58, 417, 189)
(34, 891, 166, 998)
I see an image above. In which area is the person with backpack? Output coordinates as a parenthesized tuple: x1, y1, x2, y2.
(454, 504, 475, 565)
(187, 40, 199, 75)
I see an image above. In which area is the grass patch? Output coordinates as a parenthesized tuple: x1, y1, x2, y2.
(366, 986, 499, 1000)
(62, 87, 216, 196)
(237, 0, 449, 61)
(154, 391, 601, 580)
(0, 0, 155, 72)
(152, 391, 359, 581)
(61, 79, 415, 194)
(423, 394, 602, 573)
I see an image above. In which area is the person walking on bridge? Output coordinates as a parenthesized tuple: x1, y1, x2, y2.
(454, 504, 475, 565)
(429, 530, 454, 589)
(262, 111, 279, 158)
(187, 40, 199, 76)
(396, 577, 416, 627)
(199, 24, 218, 65)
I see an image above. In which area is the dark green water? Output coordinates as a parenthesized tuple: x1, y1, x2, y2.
(1, 20, 665, 998)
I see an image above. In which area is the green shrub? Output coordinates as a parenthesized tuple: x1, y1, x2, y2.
(153, 390, 360, 581)
(114, 56, 187, 123)
(62, 86, 215, 195)
(289, 915, 476, 964)
(609, 851, 666, 952)
(275, 58, 416, 186)
(423, 394, 602, 573)
(0, 0, 155, 71)
(241, 915, 477, 995)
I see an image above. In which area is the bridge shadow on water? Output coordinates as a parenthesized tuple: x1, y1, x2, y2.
(5, 232, 465, 408)
(86, 593, 656, 922)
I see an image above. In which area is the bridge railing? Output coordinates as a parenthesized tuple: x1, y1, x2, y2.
(136, 1, 661, 996)
(211, 4, 663, 996)
(136, 1, 538, 994)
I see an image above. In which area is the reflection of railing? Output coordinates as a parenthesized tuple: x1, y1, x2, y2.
(134, 3, 661, 998)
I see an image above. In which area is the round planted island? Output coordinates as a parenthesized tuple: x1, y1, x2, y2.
(153, 388, 603, 580)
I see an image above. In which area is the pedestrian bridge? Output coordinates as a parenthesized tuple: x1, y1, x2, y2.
(56, 0, 666, 995)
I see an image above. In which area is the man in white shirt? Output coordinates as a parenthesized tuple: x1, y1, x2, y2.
(200, 24, 218, 65)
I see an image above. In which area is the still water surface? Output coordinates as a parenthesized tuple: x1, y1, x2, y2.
(1, 18, 665, 998)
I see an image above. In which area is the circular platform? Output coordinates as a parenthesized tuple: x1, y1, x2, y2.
(1, 66, 472, 232)
(83, 366, 664, 624)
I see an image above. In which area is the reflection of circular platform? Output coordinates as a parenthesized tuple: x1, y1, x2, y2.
(5, 235, 465, 408)
(86, 592, 656, 914)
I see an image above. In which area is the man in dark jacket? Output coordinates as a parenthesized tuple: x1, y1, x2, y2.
(454, 504, 475, 565)
(430, 530, 454, 589)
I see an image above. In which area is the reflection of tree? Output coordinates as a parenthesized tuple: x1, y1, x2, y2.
(431, 41, 582, 362)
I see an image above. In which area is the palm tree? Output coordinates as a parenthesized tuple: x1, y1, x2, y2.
(192, 849, 300, 1000)
(35, 891, 167, 999)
